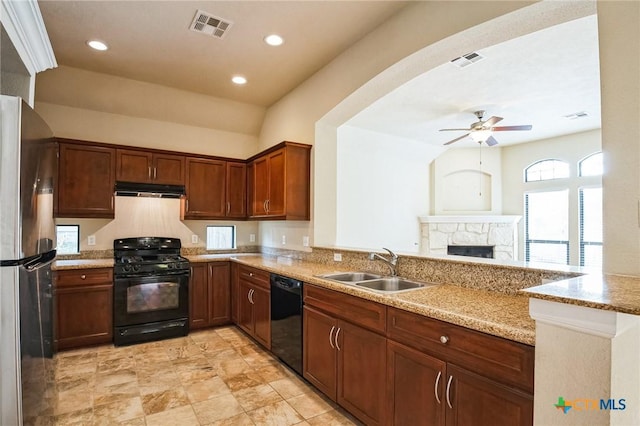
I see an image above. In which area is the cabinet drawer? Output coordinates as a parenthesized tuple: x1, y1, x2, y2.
(304, 284, 386, 334)
(387, 307, 534, 393)
(238, 265, 270, 289)
(55, 268, 114, 288)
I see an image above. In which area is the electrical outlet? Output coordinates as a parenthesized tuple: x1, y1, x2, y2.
(302, 236, 309, 247)
(281, 235, 286, 245)
(333, 253, 342, 262)
(87, 235, 96, 246)
(191, 234, 198, 244)
(249, 234, 256, 242)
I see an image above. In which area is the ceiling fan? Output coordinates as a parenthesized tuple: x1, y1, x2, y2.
(440, 110, 532, 146)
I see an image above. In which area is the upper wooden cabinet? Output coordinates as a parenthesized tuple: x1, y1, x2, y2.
(116, 148, 185, 185)
(184, 158, 247, 220)
(56, 141, 115, 218)
(248, 142, 311, 220)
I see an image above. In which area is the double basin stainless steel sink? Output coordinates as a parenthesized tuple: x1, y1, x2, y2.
(317, 271, 436, 293)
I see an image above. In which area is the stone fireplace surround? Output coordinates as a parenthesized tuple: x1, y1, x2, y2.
(420, 216, 522, 261)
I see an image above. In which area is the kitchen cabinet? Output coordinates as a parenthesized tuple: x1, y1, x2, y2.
(248, 142, 311, 220)
(56, 141, 115, 218)
(386, 307, 534, 426)
(54, 268, 113, 350)
(184, 157, 246, 219)
(116, 148, 185, 185)
(303, 285, 387, 425)
(236, 265, 270, 348)
(189, 262, 231, 329)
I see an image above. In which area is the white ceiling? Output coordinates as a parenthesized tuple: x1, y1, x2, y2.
(37, 2, 601, 146)
(346, 15, 602, 148)
(38, 1, 408, 107)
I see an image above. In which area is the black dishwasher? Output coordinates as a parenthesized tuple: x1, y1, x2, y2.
(270, 273, 303, 375)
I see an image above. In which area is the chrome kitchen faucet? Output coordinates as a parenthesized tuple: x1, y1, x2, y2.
(368, 248, 399, 276)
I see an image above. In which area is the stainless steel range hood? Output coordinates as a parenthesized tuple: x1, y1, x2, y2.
(114, 181, 185, 198)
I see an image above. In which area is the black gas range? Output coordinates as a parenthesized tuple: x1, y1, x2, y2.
(113, 237, 190, 346)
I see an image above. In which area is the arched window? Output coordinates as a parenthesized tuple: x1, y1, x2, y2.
(524, 159, 570, 182)
(579, 152, 603, 176)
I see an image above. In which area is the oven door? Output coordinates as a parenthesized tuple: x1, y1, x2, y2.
(113, 272, 189, 327)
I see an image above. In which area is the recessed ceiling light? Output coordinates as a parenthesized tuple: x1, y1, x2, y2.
(232, 75, 247, 85)
(87, 40, 108, 51)
(264, 34, 284, 46)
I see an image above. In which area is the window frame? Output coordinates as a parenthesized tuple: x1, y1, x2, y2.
(578, 151, 603, 177)
(579, 185, 603, 268)
(524, 159, 570, 182)
(206, 225, 237, 251)
(524, 190, 570, 265)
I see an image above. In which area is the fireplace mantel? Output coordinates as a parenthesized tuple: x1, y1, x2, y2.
(419, 215, 522, 224)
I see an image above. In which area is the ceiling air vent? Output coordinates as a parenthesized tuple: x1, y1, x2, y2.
(189, 10, 233, 39)
(450, 52, 485, 68)
(564, 111, 589, 120)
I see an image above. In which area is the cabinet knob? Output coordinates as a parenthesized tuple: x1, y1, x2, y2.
(440, 335, 449, 344)
(249, 272, 254, 277)
(80, 274, 86, 280)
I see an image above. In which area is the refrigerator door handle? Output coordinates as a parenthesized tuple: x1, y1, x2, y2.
(0, 250, 56, 270)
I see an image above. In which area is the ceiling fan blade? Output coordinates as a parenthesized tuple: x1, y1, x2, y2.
(443, 133, 470, 145)
(485, 136, 499, 147)
(490, 125, 532, 131)
(439, 128, 472, 132)
(483, 116, 503, 127)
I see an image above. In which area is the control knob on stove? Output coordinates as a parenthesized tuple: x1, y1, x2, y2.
(132, 264, 141, 273)
(167, 263, 174, 269)
(123, 264, 132, 273)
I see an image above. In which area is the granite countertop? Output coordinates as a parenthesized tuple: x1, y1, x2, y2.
(52, 259, 114, 270)
(230, 256, 536, 346)
(521, 273, 640, 315)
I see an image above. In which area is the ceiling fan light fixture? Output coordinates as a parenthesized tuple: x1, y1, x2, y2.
(470, 130, 491, 143)
(87, 40, 108, 51)
(264, 34, 284, 46)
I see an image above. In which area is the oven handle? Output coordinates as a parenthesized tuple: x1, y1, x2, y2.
(114, 271, 191, 279)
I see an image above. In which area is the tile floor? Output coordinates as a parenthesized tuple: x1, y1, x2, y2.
(31, 327, 359, 425)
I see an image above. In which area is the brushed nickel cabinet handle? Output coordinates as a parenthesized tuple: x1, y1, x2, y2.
(335, 327, 341, 351)
(227, 202, 230, 215)
(266, 199, 270, 213)
(153, 167, 157, 179)
(435, 371, 442, 404)
(446, 375, 453, 409)
(329, 326, 336, 349)
(263, 200, 268, 213)
(148, 166, 152, 179)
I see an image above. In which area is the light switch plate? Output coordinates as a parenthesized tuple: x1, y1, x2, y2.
(302, 236, 309, 247)
(87, 235, 96, 246)
(333, 253, 342, 261)
(249, 234, 256, 242)
(281, 235, 286, 245)
(191, 234, 198, 244)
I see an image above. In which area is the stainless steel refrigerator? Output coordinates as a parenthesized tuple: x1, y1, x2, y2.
(1, 95, 57, 425)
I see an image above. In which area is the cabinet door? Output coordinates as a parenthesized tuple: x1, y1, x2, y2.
(337, 319, 387, 426)
(237, 280, 254, 335)
(153, 153, 185, 185)
(251, 156, 270, 216)
(303, 306, 338, 400)
(56, 284, 113, 349)
(116, 149, 152, 183)
(266, 148, 286, 216)
(208, 262, 231, 325)
(189, 263, 209, 329)
(57, 143, 115, 218)
(226, 161, 246, 218)
(252, 285, 270, 349)
(185, 158, 226, 218)
(445, 364, 533, 426)
(387, 340, 446, 426)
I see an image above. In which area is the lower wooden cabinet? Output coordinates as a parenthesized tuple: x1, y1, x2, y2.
(189, 262, 231, 329)
(54, 268, 113, 350)
(387, 340, 446, 426)
(303, 285, 387, 425)
(387, 307, 534, 426)
(235, 265, 270, 349)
